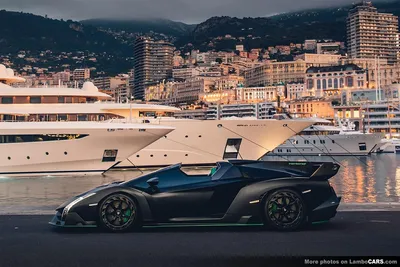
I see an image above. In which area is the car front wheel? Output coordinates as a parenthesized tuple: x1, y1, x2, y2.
(99, 194, 138, 232)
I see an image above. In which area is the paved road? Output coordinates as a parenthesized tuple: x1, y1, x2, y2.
(0, 212, 399, 267)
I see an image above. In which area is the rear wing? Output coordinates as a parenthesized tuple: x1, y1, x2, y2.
(309, 162, 340, 181)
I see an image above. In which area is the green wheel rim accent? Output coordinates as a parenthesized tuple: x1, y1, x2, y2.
(123, 210, 132, 223)
(271, 202, 278, 213)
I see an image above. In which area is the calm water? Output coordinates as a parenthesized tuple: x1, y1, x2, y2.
(0, 154, 399, 214)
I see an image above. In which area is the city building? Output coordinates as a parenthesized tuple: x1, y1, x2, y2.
(287, 97, 334, 118)
(286, 82, 306, 100)
(294, 54, 342, 64)
(340, 57, 400, 88)
(93, 77, 111, 92)
(53, 71, 71, 84)
(133, 37, 174, 100)
(214, 75, 245, 90)
(236, 86, 281, 103)
(171, 78, 210, 104)
(316, 42, 342, 54)
(244, 55, 341, 87)
(145, 78, 215, 105)
(347, 1, 399, 65)
(172, 68, 201, 80)
(200, 90, 237, 105)
(340, 88, 384, 105)
(174, 108, 208, 120)
(112, 74, 131, 102)
(206, 102, 276, 120)
(144, 80, 176, 102)
(236, 45, 245, 52)
(72, 68, 90, 81)
(305, 64, 368, 99)
(304, 40, 318, 51)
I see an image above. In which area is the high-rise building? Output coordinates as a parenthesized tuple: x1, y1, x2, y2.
(347, 1, 399, 65)
(133, 37, 174, 100)
(72, 68, 90, 81)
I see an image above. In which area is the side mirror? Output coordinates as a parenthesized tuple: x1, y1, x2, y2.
(147, 177, 159, 187)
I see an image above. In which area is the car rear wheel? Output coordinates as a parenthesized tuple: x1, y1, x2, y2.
(99, 194, 138, 232)
(264, 189, 306, 231)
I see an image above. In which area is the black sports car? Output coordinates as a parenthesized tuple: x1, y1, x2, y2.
(49, 160, 342, 232)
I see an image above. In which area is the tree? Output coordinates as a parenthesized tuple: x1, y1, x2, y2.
(215, 58, 223, 64)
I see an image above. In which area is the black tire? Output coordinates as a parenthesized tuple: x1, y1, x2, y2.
(98, 194, 139, 232)
(263, 189, 306, 231)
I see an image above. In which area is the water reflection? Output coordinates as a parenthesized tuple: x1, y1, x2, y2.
(264, 154, 400, 203)
(0, 154, 400, 214)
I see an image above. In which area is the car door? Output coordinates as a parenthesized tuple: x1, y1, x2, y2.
(147, 175, 250, 221)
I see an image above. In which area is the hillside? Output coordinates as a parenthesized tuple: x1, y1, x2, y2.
(187, 0, 400, 50)
(1, 0, 400, 74)
(81, 18, 196, 37)
(0, 10, 130, 55)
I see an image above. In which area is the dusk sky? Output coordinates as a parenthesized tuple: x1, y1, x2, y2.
(0, 0, 389, 23)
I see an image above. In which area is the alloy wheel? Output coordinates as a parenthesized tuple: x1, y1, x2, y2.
(265, 190, 305, 231)
(100, 194, 136, 232)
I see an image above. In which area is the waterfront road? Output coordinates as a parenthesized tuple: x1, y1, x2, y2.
(0, 212, 399, 267)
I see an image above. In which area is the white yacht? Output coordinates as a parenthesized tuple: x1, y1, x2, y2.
(362, 101, 400, 154)
(0, 121, 174, 177)
(269, 116, 383, 156)
(377, 137, 400, 153)
(0, 65, 314, 169)
(0, 66, 175, 176)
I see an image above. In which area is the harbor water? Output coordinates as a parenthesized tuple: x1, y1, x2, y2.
(0, 154, 399, 214)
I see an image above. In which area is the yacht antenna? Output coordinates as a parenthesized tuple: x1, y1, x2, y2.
(378, 56, 381, 101)
(129, 96, 133, 123)
(374, 55, 378, 102)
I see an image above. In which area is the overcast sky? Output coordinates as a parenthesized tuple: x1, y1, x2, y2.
(0, 0, 389, 23)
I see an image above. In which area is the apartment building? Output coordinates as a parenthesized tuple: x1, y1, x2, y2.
(347, 1, 399, 64)
(133, 37, 174, 100)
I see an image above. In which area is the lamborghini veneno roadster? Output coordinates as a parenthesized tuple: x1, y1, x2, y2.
(49, 160, 342, 232)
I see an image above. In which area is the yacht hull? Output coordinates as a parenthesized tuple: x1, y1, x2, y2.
(375, 139, 400, 154)
(0, 122, 173, 177)
(116, 119, 314, 168)
(267, 133, 383, 156)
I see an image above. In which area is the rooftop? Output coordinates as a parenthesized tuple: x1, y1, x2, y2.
(306, 64, 363, 74)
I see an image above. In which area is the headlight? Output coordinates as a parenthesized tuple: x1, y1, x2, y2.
(61, 193, 96, 220)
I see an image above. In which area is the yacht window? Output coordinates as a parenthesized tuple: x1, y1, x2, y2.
(30, 97, 42, 104)
(58, 115, 68, 121)
(58, 97, 65, 103)
(78, 115, 88, 121)
(1, 97, 13, 104)
(359, 143, 367, 151)
(102, 149, 118, 162)
(0, 134, 89, 144)
(223, 138, 242, 159)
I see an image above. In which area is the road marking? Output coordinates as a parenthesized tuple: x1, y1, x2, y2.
(369, 220, 391, 223)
